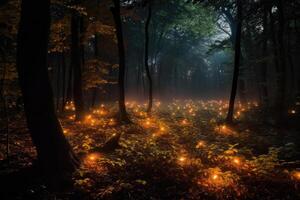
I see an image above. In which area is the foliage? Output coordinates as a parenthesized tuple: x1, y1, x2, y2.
(2, 100, 300, 199)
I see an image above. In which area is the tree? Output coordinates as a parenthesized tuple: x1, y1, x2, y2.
(16, 0, 79, 187)
(226, 0, 242, 123)
(275, 0, 287, 122)
(259, 4, 269, 106)
(111, 0, 131, 123)
(71, 1, 85, 120)
(145, 2, 153, 113)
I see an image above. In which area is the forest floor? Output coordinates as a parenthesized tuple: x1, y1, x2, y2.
(1, 100, 300, 200)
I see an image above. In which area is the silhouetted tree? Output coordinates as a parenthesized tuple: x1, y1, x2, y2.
(71, 0, 85, 120)
(226, 0, 242, 123)
(145, 2, 153, 113)
(16, 0, 79, 187)
(111, 0, 131, 123)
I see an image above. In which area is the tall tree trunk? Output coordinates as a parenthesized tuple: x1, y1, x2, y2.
(0, 56, 9, 161)
(111, 0, 130, 123)
(71, 6, 84, 120)
(145, 3, 153, 113)
(136, 60, 141, 95)
(260, 5, 269, 106)
(16, 0, 79, 187)
(56, 55, 61, 111)
(61, 53, 66, 112)
(226, 0, 242, 123)
(92, 34, 99, 108)
(65, 62, 73, 107)
(286, 18, 295, 103)
(276, 0, 287, 122)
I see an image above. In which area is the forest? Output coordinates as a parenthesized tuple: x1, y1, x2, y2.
(0, 0, 300, 199)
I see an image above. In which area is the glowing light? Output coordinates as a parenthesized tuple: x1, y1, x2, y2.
(143, 118, 152, 128)
(181, 119, 188, 125)
(196, 140, 206, 148)
(100, 110, 105, 115)
(108, 118, 116, 126)
(178, 156, 186, 162)
(89, 155, 96, 161)
(291, 171, 300, 181)
(160, 126, 166, 131)
(233, 157, 240, 165)
(221, 125, 227, 130)
(212, 174, 218, 180)
(86, 153, 101, 163)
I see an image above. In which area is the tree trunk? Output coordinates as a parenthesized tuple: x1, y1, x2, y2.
(111, 0, 130, 123)
(16, 0, 79, 188)
(65, 61, 73, 108)
(56, 55, 61, 111)
(260, 5, 269, 106)
(145, 3, 153, 113)
(226, 0, 242, 123)
(276, 0, 287, 122)
(0, 55, 9, 161)
(92, 34, 99, 108)
(71, 6, 84, 120)
(61, 53, 66, 112)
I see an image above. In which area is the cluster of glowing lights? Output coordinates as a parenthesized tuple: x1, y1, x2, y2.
(66, 103, 119, 127)
(167, 100, 260, 123)
(85, 114, 96, 126)
(64, 101, 75, 111)
(93, 108, 108, 116)
(69, 114, 76, 120)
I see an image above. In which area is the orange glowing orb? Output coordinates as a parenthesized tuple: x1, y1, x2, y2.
(291, 171, 300, 181)
(178, 156, 186, 162)
(89, 155, 96, 161)
(86, 153, 101, 163)
(196, 141, 206, 148)
(233, 158, 240, 165)
(212, 174, 218, 180)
